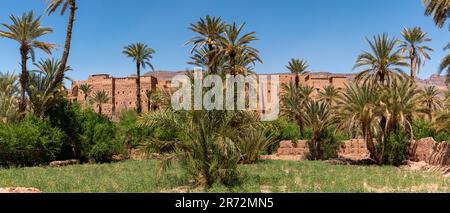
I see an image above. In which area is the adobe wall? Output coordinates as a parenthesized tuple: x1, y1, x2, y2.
(70, 74, 157, 118)
(410, 138, 450, 166)
(276, 138, 450, 165)
(276, 139, 369, 160)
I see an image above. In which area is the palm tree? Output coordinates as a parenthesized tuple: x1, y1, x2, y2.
(218, 23, 262, 76)
(0, 11, 55, 113)
(399, 27, 433, 81)
(187, 15, 226, 74)
(0, 72, 19, 123)
(123, 42, 155, 114)
(336, 83, 381, 161)
(303, 101, 335, 160)
(90, 90, 109, 115)
(354, 34, 408, 85)
(139, 110, 242, 187)
(300, 85, 314, 101)
(79, 84, 92, 101)
(318, 85, 340, 106)
(286, 59, 309, 87)
(28, 58, 71, 117)
(423, 0, 449, 28)
(146, 89, 164, 111)
(439, 47, 450, 83)
(418, 86, 443, 120)
(280, 82, 312, 136)
(45, 0, 77, 89)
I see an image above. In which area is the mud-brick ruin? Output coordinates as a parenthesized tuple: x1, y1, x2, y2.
(68, 71, 447, 119)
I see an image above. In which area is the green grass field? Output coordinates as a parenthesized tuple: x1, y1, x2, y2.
(0, 160, 449, 193)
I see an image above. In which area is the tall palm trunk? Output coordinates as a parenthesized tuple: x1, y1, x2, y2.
(98, 104, 102, 115)
(427, 102, 433, 121)
(363, 125, 377, 162)
(53, 0, 76, 89)
(208, 44, 216, 74)
(230, 52, 236, 76)
(295, 75, 300, 87)
(410, 47, 417, 82)
(19, 45, 29, 113)
(136, 61, 142, 114)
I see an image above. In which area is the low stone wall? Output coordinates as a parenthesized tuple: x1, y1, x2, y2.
(276, 139, 369, 160)
(338, 139, 370, 160)
(411, 138, 450, 166)
(276, 137, 450, 165)
(277, 140, 310, 160)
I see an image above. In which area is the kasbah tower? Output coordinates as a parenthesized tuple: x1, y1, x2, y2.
(68, 71, 448, 119)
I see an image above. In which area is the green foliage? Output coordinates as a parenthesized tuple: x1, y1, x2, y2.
(139, 110, 245, 187)
(117, 110, 152, 148)
(45, 100, 83, 160)
(382, 129, 410, 166)
(78, 107, 125, 162)
(412, 119, 450, 142)
(0, 115, 64, 167)
(321, 127, 349, 160)
(413, 119, 436, 140)
(237, 127, 276, 164)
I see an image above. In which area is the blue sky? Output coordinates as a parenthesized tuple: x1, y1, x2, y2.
(0, 0, 449, 82)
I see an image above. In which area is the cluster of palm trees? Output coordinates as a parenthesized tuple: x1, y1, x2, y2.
(0, 0, 76, 119)
(187, 16, 261, 76)
(280, 28, 448, 163)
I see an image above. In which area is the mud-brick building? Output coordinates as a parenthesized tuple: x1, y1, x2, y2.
(69, 74, 158, 117)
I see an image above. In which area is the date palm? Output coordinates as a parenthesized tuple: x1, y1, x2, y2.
(318, 85, 340, 106)
(336, 83, 381, 161)
(418, 86, 443, 120)
(45, 0, 77, 90)
(281, 82, 312, 136)
(218, 23, 262, 76)
(354, 34, 408, 86)
(439, 47, 450, 83)
(286, 58, 309, 87)
(123, 42, 155, 114)
(399, 27, 433, 81)
(303, 101, 335, 160)
(28, 58, 71, 117)
(423, 0, 449, 28)
(0, 11, 55, 113)
(90, 90, 109, 115)
(187, 15, 226, 74)
(0, 72, 19, 123)
(79, 84, 92, 101)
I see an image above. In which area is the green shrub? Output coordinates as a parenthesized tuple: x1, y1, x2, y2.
(0, 116, 65, 167)
(264, 117, 301, 141)
(117, 110, 153, 148)
(382, 129, 410, 166)
(78, 108, 125, 162)
(320, 128, 349, 160)
(413, 119, 436, 140)
(45, 100, 83, 160)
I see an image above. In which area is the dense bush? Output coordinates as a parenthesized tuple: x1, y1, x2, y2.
(382, 129, 410, 166)
(263, 117, 301, 153)
(413, 119, 450, 142)
(117, 110, 152, 148)
(320, 127, 349, 159)
(45, 100, 83, 160)
(78, 107, 125, 162)
(0, 116, 65, 167)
